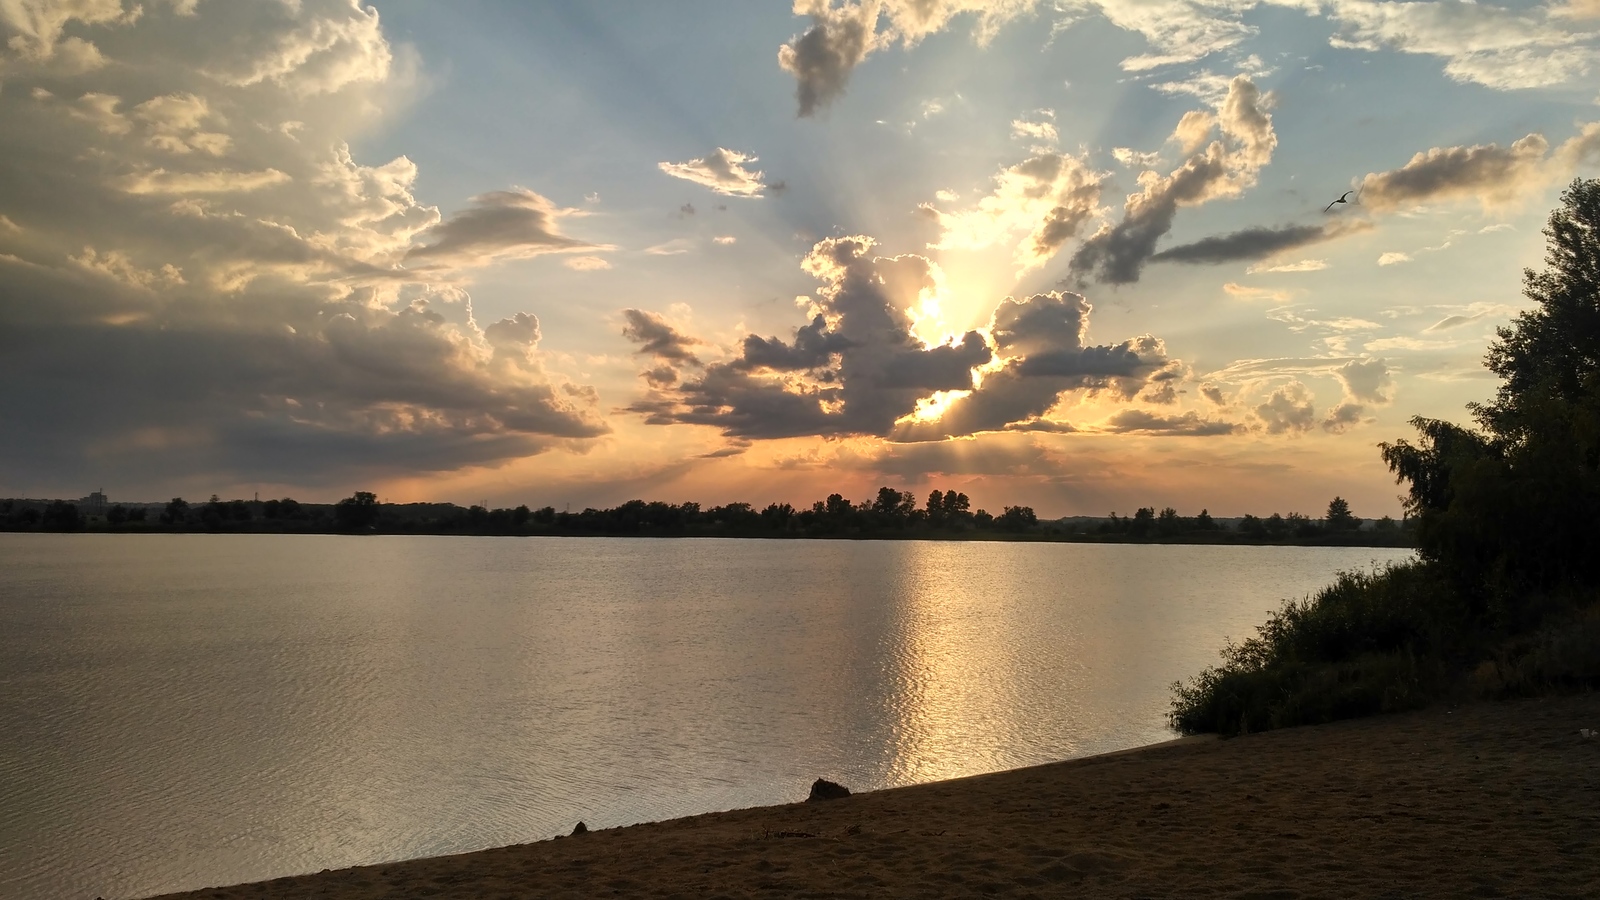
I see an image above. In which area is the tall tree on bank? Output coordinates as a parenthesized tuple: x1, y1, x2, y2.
(1382, 179, 1600, 598)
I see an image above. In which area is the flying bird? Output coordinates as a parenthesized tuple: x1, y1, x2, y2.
(1324, 190, 1356, 213)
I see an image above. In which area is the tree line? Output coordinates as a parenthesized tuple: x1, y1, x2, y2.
(1, 487, 1405, 546)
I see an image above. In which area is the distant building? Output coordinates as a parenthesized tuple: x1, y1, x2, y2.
(79, 490, 107, 516)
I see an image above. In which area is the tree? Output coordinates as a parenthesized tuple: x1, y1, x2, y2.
(162, 497, 189, 525)
(335, 491, 380, 530)
(40, 501, 82, 532)
(1324, 496, 1359, 532)
(1195, 508, 1215, 530)
(1130, 506, 1156, 537)
(1382, 179, 1600, 592)
(996, 506, 1037, 531)
(107, 504, 129, 526)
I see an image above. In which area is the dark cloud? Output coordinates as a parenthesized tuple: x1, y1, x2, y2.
(621, 309, 702, 364)
(778, 3, 878, 117)
(624, 236, 1008, 440)
(895, 292, 1172, 441)
(1321, 402, 1366, 433)
(1151, 221, 1363, 265)
(1099, 410, 1238, 436)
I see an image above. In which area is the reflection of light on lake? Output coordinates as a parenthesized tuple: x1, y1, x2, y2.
(879, 543, 1060, 786)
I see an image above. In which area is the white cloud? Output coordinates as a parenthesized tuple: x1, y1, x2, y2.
(922, 152, 1106, 272)
(1378, 251, 1413, 266)
(564, 256, 612, 271)
(713, 235, 738, 245)
(658, 148, 776, 197)
(1248, 258, 1328, 274)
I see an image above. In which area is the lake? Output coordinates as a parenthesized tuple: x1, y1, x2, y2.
(0, 535, 1413, 899)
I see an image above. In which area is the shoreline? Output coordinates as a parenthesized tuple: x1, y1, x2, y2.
(146, 693, 1599, 900)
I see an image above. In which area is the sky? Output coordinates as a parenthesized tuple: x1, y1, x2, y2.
(2, 0, 1599, 517)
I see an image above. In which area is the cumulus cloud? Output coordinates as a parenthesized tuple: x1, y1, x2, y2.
(0, 0, 610, 491)
(894, 291, 1174, 441)
(779, 0, 1040, 116)
(1254, 381, 1317, 435)
(1378, 251, 1413, 266)
(657, 148, 780, 198)
(1333, 357, 1393, 404)
(1359, 121, 1600, 212)
(1069, 76, 1276, 286)
(624, 238, 1173, 443)
(922, 152, 1106, 271)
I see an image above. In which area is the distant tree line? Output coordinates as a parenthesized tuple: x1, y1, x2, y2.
(0, 487, 1406, 546)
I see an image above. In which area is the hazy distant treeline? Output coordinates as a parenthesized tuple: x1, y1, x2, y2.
(0, 489, 1410, 546)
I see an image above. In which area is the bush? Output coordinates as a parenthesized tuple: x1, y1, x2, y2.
(1170, 562, 1470, 735)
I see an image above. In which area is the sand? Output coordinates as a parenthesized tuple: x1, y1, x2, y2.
(150, 693, 1600, 900)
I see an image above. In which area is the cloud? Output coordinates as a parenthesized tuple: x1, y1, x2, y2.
(1098, 409, 1238, 436)
(621, 309, 702, 364)
(1359, 121, 1600, 212)
(1152, 221, 1364, 266)
(564, 256, 612, 271)
(1053, 1, 1257, 72)
(1222, 282, 1291, 302)
(894, 291, 1173, 441)
(657, 148, 780, 197)
(1333, 358, 1393, 404)
(1323, 0, 1597, 91)
(713, 235, 737, 245)
(1254, 381, 1317, 435)
(1320, 402, 1367, 433)
(1248, 259, 1328, 274)
(1378, 251, 1413, 266)
(405, 189, 602, 268)
(1069, 76, 1276, 286)
(0, 0, 610, 492)
(624, 237, 1172, 444)
(1011, 117, 1058, 148)
(922, 152, 1106, 271)
(779, 0, 1040, 116)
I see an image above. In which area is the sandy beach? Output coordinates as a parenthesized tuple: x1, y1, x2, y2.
(149, 693, 1600, 900)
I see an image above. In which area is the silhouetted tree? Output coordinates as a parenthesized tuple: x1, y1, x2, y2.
(162, 497, 189, 525)
(335, 491, 381, 530)
(41, 501, 82, 532)
(107, 504, 129, 526)
(1383, 179, 1600, 593)
(1324, 496, 1359, 532)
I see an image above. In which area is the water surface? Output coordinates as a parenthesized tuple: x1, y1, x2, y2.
(0, 535, 1412, 899)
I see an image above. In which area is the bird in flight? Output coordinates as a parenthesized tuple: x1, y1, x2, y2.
(1324, 190, 1356, 212)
